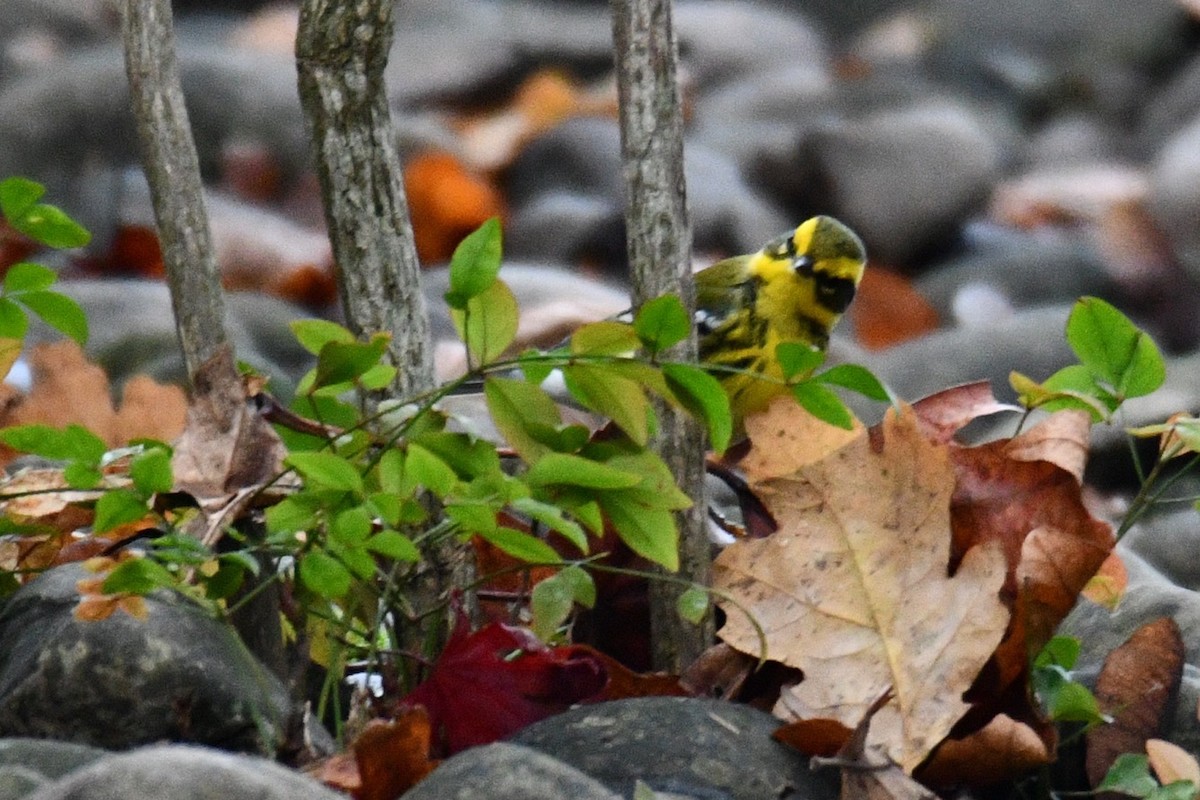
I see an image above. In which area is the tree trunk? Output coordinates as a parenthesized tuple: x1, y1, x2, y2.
(611, 0, 714, 671)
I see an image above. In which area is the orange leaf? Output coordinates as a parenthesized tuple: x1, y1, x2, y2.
(404, 151, 505, 263)
(714, 405, 1010, 771)
(910, 382, 1020, 446)
(354, 710, 440, 800)
(850, 267, 940, 350)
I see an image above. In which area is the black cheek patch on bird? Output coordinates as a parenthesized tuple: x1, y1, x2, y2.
(816, 275, 858, 313)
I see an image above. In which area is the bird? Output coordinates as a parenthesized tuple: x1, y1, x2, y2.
(693, 215, 867, 426)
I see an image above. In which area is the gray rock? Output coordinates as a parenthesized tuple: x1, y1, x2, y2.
(809, 100, 1003, 264)
(1148, 114, 1200, 282)
(21, 744, 343, 800)
(674, 1, 829, 90)
(925, 0, 1190, 119)
(858, 305, 1074, 408)
(0, 45, 310, 214)
(1139, 52, 1200, 155)
(511, 697, 839, 800)
(914, 232, 1116, 319)
(26, 280, 314, 398)
(506, 117, 792, 272)
(0, 740, 106, 782)
(0, 563, 293, 755)
(402, 742, 621, 800)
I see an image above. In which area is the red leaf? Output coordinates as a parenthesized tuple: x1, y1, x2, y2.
(401, 617, 607, 755)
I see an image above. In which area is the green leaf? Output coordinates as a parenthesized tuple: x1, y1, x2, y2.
(446, 497, 499, 534)
(204, 558, 247, 600)
(1045, 680, 1106, 725)
(1153, 783, 1200, 800)
(530, 573, 575, 641)
(290, 319, 355, 355)
(518, 350, 558, 385)
(525, 452, 642, 490)
(405, 443, 459, 496)
(791, 381, 855, 430)
(558, 564, 595, 608)
(598, 497, 678, 571)
(0, 298, 27, 340)
(94, 489, 150, 532)
(332, 505, 373, 545)
(776, 342, 825, 380)
(313, 334, 390, 389)
(64, 462, 102, 489)
(510, 496, 588, 554)
(16, 290, 87, 345)
(570, 321, 641, 356)
(602, 450, 692, 511)
(265, 493, 321, 535)
(476, 527, 562, 564)
(299, 549, 352, 599)
(375, 448, 410, 496)
(484, 376, 563, 462)
(446, 216, 503, 308)
(130, 448, 173, 495)
(816, 364, 891, 402)
(1067, 297, 1165, 398)
(561, 363, 650, 445)
(101, 556, 175, 595)
(451, 279, 519, 366)
(1034, 635, 1081, 670)
(358, 362, 398, 390)
(662, 363, 732, 454)
(332, 542, 377, 580)
(4, 262, 57, 293)
(0, 177, 44, 220)
(676, 586, 710, 624)
(634, 295, 689, 353)
(364, 529, 420, 562)
(413, 431, 501, 480)
(1099, 754, 1158, 798)
(11, 203, 90, 249)
(286, 452, 363, 493)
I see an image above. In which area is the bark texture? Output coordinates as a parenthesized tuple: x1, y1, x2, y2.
(611, 0, 714, 671)
(120, 0, 231, 386)
(295, 0, 435, 399)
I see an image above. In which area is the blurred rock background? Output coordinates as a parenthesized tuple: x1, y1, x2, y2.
(1, 0, 1199, 469)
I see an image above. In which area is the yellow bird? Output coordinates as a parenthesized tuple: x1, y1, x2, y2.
(694, 215, 867, 425)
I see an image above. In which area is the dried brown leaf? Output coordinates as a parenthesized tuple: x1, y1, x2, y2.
(740, 395, 862, 480)
(1086, 618, 1185, 788)
(918, 713, 1055, 787)
(950, 412, 1114, 690)
(171, 345, 285, 503)
(715, 407, 1010, 771)
(909, 382, 1018, 445)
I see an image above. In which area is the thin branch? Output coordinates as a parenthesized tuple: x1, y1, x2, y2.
(119, 0, 232, 387)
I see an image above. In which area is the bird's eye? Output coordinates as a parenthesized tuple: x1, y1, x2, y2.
(792, 255, 814, 277)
